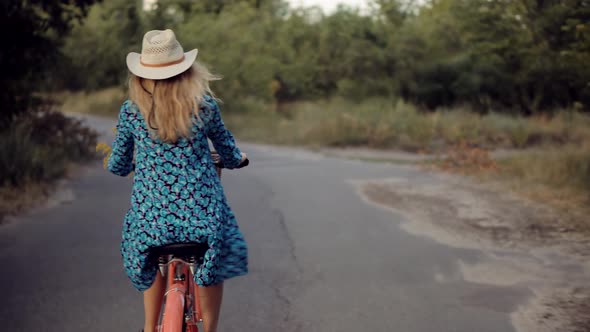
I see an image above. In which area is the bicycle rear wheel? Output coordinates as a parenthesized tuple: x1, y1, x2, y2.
(160, 291, 185, 332)
(159, 262, 187, 332)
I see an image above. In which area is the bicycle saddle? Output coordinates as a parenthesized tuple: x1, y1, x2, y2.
(150, 243, 208, 258)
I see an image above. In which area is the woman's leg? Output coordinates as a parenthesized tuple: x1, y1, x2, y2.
(199, 283, 224, 332)
(143, 273, 165, 332)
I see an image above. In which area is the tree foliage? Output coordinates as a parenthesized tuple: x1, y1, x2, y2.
(58, 0, 590, 114)
(0, 0, 97, 127)
(58, 0, 144, 90)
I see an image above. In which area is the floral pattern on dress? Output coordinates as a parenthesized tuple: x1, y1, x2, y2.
(108, 95, 247, 291)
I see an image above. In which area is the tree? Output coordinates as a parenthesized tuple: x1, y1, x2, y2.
(59, 0, 144, 90)
(0, 0, 97, 127)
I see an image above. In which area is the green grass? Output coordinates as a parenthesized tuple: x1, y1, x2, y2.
(54, 87, 126, 116)
(491, 145, 590, 233)
(57, 88, 590, 153)
(225, 98, 590, 152)
(500, 145, 590, 192)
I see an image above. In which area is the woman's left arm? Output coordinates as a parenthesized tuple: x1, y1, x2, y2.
(107, 101, 135, 177)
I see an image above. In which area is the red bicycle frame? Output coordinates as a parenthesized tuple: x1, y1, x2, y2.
(158, 258, 203, 332)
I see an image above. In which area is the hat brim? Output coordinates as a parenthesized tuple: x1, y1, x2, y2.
(126, 49, 198, 80)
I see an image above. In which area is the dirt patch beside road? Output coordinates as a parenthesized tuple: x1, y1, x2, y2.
(354, 173, 589, 332)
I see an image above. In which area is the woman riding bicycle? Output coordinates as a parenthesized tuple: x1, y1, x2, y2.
(107, 29, 248, 332)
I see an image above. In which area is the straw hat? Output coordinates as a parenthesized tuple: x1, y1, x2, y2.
(126, 29, 198, 80)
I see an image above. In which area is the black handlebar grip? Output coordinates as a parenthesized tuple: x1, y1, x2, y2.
(210, 150, 249, 169)
(237, 158, 249, 169)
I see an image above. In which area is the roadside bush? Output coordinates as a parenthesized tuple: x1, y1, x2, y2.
(0, 107, 98, 187)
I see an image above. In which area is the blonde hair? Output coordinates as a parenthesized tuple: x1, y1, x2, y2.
(128, 63, 219, 143)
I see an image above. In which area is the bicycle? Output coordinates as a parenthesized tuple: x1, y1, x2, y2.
(152, 150, 249, 332)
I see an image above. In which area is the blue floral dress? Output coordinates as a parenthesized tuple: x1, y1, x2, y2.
(107, 95, 248, 291)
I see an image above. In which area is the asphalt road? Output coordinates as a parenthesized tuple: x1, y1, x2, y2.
(0, 114, 527, 332)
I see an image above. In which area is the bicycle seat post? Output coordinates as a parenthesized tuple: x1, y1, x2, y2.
(158, 256, 168, 277)
(188, 256, 197, 275)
